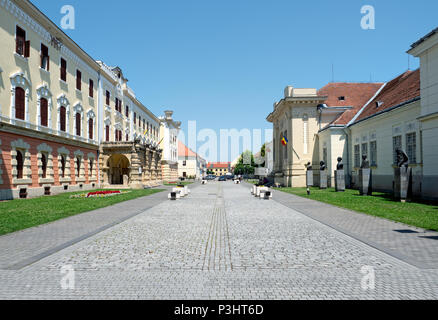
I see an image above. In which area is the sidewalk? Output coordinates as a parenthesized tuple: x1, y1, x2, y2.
(243, 182, 438, 269)
(0, 185, 178, 270)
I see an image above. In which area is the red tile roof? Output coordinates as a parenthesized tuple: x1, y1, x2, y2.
(355, 69, 420, 122)
(318, 82, 384, 125)
(178, 140, 197, 157)
(207, 162, 230, 169)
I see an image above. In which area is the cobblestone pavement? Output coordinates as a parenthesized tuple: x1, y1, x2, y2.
(0, 186, 171, 270)
(259, 183, 438, 269)
(1, 182, 438, 299)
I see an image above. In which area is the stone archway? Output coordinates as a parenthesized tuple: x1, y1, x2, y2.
(107, 154, 130, 185)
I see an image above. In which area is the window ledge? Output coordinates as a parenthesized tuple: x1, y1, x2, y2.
(13, 178, 32, 185)
(60, 177, 71, 183)
(14, 52, 28, 62)
(76, 177, 86, 182)
(39, 178, 54, 184)
(59, 79, 68, 85)
(39, 67, 50, 74)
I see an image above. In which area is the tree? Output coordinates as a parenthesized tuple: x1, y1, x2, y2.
(233, 150, 256, 175)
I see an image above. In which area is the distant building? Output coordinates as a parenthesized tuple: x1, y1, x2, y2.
(207, 162, 231, 176)
(160, 111, 181, 182)
(178, 140, 206, 179)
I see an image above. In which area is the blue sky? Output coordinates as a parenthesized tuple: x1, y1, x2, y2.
(32, 0, 438, 161)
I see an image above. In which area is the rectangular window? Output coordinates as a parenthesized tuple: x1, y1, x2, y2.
(60, 58, 67, 81)
(76, 70, 82, 91)
(40, 44, 49, 70)
(16, 26, 30, 57)
(89, 79, 94, 98)
(40, 98, 48, 127)
(134, 113, 137, 125)
(406, 132, 417, 164)
(88, 119, 93, 140)
(125, 106, 129, 118)
(115, 98, 119, 112)
(105, 125, 109, 142)
(370, 141, 377, 167)
(106, 91, 110, 106)
(361, 143, 368, 159)
(393, 136, 402, 165)
(183, 161, 187, 166)
(354, 145, 360, 168)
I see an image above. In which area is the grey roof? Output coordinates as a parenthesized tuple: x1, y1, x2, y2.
(410, 27, 438, 49)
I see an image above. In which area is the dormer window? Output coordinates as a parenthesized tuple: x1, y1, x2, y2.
(376, 101, 383, 108)
(338, 96, 345, 101)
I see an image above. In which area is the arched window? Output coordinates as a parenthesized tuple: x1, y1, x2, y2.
(75, 113, 81, 136)
(60, 155, 66, 178)
(88, 118, 93, 140)
(60, 106, 66, 132)
(15, 87, 25, 120)
(16, 150, 24, 179)
(89, 159, 94, 176)
(41, 153, 47, 178)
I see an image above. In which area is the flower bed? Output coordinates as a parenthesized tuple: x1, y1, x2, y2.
(70, 190, 130, 199)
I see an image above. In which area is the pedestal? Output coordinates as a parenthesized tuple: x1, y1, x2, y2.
(359, 168, 372, 196)
(306, 170, 313, 187)
(335, 170, 345, 192)
(319, 170, 327, 189)
(394, 167, 412, 201)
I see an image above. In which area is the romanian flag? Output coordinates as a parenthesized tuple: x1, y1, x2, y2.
(143, 129, 148, 136)
(281, 136, 288, 146)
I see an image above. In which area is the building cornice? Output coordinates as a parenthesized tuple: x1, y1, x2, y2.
(4, 0, 100, 77)
(267, 96, 326, 122)
(0, 122, 98, 150)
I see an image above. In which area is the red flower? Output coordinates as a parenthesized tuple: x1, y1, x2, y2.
(87, 190, 121, 197)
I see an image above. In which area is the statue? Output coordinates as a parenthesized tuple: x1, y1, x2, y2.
(394, 148, 411, 202)
(396, 148, 409, 168)
(359, 155, 371, 195)
(305, 162, 313, 187)
(335, 157, 345, 192)
(320, 161, 326, 171)
(305, 162, 312, 171)
(360, 155, 370, 169)
(319, 161, 327, 189)
(336, 157, 344, 170)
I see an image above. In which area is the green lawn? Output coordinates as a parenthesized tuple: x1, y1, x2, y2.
(0, 188, 164, 236)
(277, 187, 438, 231)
